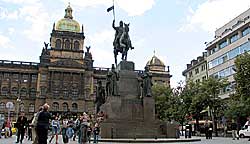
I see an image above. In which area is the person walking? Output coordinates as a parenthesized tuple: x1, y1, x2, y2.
(78, 112, 89, 144)
(16, 112, 27, 144)
(204, 120, 209, 139)
(208, 123, 213, 139)
(27, 117, 33, 141)
(36, 103, 51, 144)
(62, 117, 69, 144)
(231, 119, 239, 140)
(73, 116, 81, 141)
(31, 106, 43, 144)
(49, 116, 60, 144)
(93, 123, 100, 144)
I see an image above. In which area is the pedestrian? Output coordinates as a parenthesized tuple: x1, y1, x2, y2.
(87, 124, 92, 143)
(231, 119, 239, 140)
(4, 119, 11, 138)
(16, 112, 27, 144)
(204, 120, 209, 139)
(73, 116, 81, 141)
(49, 116, 60, 144)
(93, 123, 100, 144)
(28, 117, 33, 141)
(36, 103, 51, 144)
(208, 123, 213, 139)
(62, 117, 69, 144)
(31, 106, 43, 144)
(78, 112, 89, 144)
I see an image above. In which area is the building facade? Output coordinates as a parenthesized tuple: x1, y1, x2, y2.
(0, 5, 172, 119)
(146, 55, 172, 87)
(182, 52, 208, 83)
(206, 8, 250, 98)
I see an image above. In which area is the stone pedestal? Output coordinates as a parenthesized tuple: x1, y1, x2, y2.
(100, 61, 175, 138)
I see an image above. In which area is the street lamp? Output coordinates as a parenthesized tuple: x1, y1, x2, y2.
(16, 98, 21, 121)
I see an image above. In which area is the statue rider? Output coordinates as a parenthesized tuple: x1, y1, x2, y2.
(112, 20, 124, 50)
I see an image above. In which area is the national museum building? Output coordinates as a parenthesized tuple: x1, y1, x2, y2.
(0, 5, 171, 119)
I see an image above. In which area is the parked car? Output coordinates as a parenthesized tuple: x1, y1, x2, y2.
(239, 125, 250, 138)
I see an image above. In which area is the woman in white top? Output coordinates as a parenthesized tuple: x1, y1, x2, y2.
(49, 116, 60, 144)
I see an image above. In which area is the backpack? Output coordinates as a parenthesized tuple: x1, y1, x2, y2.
(66, 127, 74, 138)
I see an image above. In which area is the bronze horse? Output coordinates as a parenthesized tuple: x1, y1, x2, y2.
(113, 23, 134, 65)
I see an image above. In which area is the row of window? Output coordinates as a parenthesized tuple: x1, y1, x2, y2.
(52, 102, 78, 112)
(0, 103, 35, 112)
(55, 39, 80, 50)
(208, 41, 250, 69)
(1, 87, 36, 97)
(0, 74, 37, 82)
(220, 81, 236, 95)
(209, 27, 250, 55)
(188, 64, 207, 78)
(211, 66, 236, 79)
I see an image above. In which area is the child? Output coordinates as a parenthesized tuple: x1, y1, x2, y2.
(93, 123, 100, 144)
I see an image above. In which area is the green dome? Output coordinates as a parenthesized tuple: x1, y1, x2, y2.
(55, 4, 80, 33)
(56, 18, 80, 32)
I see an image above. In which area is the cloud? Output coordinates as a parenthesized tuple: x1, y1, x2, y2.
(19, 3, 51, 42)
(117, 0, 155, 16)
(179, 0, 250, 33)
(0, 34, 12, 49)
(8, 27, 15, 35)
(0, 7, 19, 20)
(61, 0, 155, 16)
(88, 29, 114, 67)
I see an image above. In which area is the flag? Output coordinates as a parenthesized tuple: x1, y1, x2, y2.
(107, 6, 114, 12)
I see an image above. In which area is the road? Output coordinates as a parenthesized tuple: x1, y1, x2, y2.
(0, 136, 249, 144)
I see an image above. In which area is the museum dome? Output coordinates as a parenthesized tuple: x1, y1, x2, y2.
(146, 55, 165, 71)
(55, 4, 80, 33)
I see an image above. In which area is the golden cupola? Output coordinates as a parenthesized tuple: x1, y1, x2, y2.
(55, 4, 80, 33)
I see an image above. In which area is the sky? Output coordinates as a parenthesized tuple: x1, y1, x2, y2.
(1, 0, 250, 88)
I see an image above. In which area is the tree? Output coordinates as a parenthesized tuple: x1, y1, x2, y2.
(152, 83, 173, 121)
(201, 77, 228, 136)
(234, 52, 250, 114)
(225, 53, 250, 128)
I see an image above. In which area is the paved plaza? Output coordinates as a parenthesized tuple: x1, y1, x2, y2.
(0, 136, 249, 144)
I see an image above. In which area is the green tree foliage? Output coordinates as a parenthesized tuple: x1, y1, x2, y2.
(226, 53, 250, 118)
(153, 83, 173, 121)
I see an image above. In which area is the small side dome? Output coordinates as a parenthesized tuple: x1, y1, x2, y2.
(146, 55, 165, 71)
(55, 4, 81, 33)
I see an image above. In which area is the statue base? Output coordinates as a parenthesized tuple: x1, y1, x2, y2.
(100, 61, 176, 138)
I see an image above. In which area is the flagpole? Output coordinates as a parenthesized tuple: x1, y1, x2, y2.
(113, 0, 115, 21)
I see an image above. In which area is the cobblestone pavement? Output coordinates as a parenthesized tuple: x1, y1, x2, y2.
(0, 136, 249, 144)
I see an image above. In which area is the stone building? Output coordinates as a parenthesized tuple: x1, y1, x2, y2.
(146, 55, 172, 87)
(0, 5, 172, 119)
(182, 52, 208, 83)
(0, 5, 95, 119)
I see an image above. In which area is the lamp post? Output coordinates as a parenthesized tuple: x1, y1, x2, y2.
(16, 98, 21, 121)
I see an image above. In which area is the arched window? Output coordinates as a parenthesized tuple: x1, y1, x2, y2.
(52, 102, 59, 111)
(20, 103, 24, 112)
(28, 104, 35, 112)
(72, 103, 78, 112)
(0, 102, 5, 111)
(40, 87, 47, 96)
(55, 39, 61, 49)
(73, 41, 79, 50)
(62, 102, 68, 112)
(11, 87, 18, 96)
(30, 88, 36, 98)
(2, 87, 8, 96)
(65, 39, 70, 50)
(20, 87, 27, 98)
